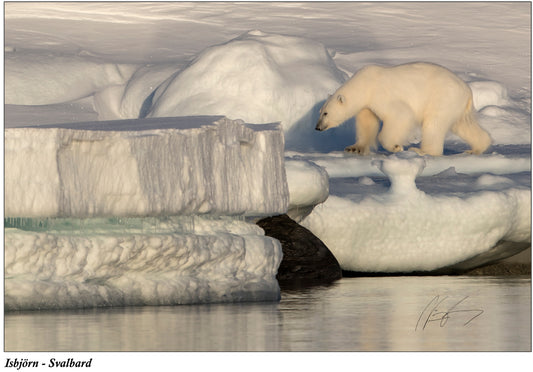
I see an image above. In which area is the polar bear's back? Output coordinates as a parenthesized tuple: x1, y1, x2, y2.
(356, 62, 472, 119)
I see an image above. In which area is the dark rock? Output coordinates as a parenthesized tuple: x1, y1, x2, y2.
(256, 214, 342, 287)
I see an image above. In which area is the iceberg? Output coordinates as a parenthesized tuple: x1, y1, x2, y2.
(4, 116, 289, 310)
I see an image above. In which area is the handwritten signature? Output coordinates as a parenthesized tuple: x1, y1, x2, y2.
(415, 295, 484, 331)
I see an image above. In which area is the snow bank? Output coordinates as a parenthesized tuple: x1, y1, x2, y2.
(300, 154, 531, 273)
(144, 30, 348, 151)
(4, 216, 282, 310)
(4, 116, 289, 218)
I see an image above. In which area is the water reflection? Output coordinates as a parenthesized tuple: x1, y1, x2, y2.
(5, 276, 530, 351)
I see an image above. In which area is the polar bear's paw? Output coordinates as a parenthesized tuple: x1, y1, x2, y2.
(345, 144, 371, 155)
(463, 149, 485, 155)
(391, 144, 404, 153)
(408, 146, 426, 155)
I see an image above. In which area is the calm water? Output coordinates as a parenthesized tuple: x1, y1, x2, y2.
(5, 276, 530, 352)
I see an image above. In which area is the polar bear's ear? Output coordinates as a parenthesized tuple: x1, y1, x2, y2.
(337, 94, 345, 104)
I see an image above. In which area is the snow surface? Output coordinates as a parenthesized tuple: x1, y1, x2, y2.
(5, 116, 288, 218)
(3, 2, 531, 305)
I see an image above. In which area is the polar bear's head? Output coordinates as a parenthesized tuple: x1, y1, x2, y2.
(315, 94, 347, 131)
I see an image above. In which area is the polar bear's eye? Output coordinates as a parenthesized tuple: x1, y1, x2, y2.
(323, 112, 328, 116)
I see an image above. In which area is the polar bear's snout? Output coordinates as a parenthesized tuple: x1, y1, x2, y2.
(316, 112, 330, 131)
(315, 118, 327, 131)
(316, 99, 337, 131)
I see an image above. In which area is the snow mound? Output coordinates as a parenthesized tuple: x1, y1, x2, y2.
(4, 116, 289, 218)
(145, 30, 347, 151)
(477, 106, 531, 145)
(358, 177, 376, 186)
(475, 174, 515, 189)
(469, 80, 509, 110)
(4, 51, 137, 106)
(301, 155, 531, 273)
(96, 64, 181, 120)
(4, 216, 282, 310)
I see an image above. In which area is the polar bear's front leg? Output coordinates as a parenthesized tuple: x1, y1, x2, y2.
(345, 108, 380, 155)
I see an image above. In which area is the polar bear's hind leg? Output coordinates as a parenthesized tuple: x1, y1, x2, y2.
(418, 116, 451, 156)
(377, 103, 416, 153)
(451, 106, 492, 155)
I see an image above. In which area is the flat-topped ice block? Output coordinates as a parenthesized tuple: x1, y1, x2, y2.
(5, 116, 289, 218)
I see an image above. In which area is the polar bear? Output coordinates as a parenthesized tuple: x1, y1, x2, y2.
(315, 62, 492, 156)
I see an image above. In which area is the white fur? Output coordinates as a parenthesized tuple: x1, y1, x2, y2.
(315, 62, 492, 156)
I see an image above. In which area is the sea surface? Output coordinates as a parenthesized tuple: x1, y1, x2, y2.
(4, 276, 530, 352)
